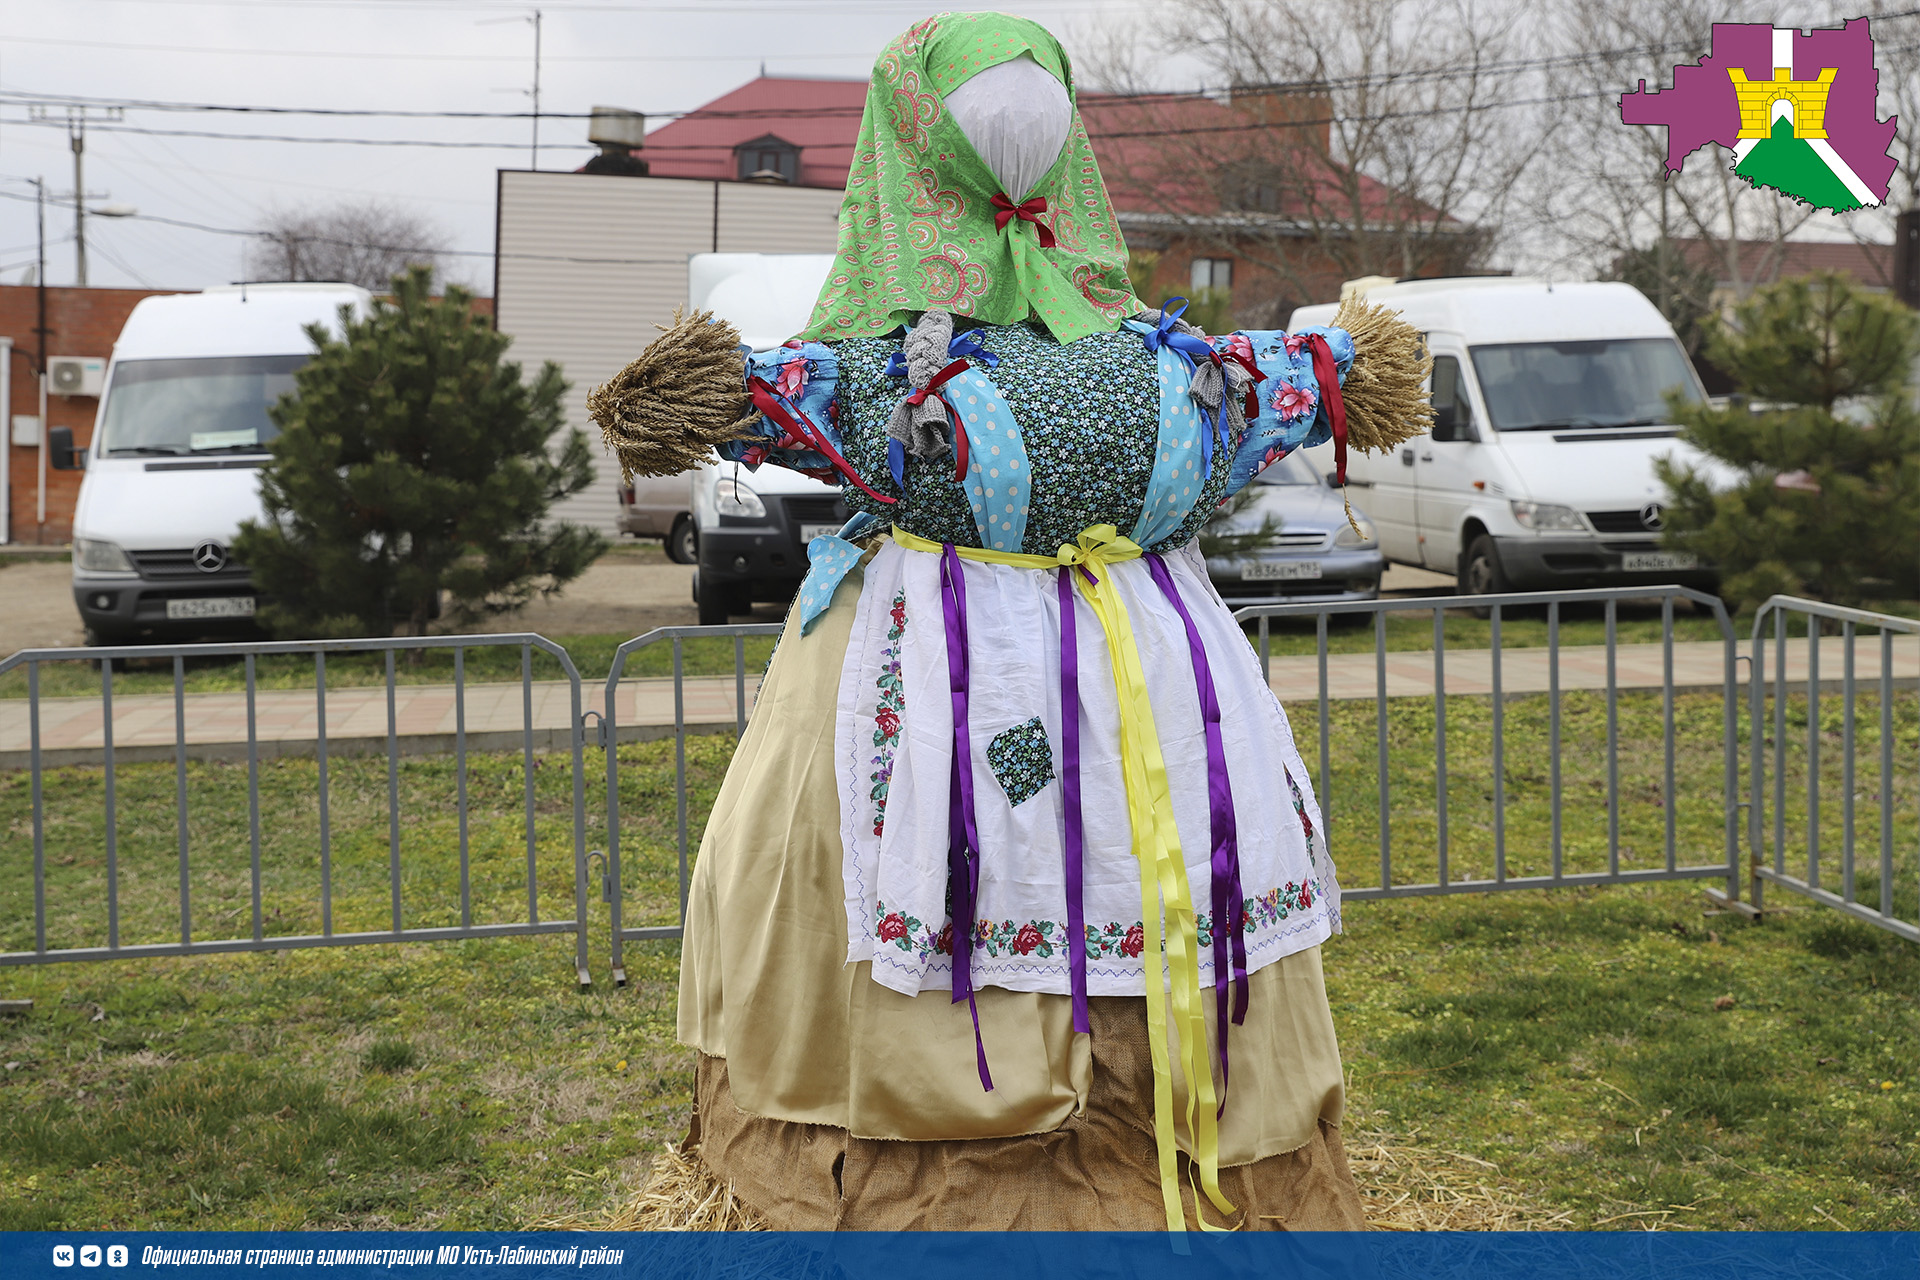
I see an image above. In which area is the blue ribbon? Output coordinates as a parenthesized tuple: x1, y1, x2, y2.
(1140, 297, 1227, 481)
(882, 331, 1001, 379)
(884, 333, 998, 492)
(945, 331, 1001, 368)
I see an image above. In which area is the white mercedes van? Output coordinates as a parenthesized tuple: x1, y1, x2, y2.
(1290, 278, 1724, 596)
(55, 283, 371, 643)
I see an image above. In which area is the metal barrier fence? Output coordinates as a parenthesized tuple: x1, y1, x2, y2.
(1743, 596, 1920, 942)
(0, 634, 594, 985)
(5, 589, 1914, 979)
(595, 623, 781, 986)
(1234, 585, 1744, 903)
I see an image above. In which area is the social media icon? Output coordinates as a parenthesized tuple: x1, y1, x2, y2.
(107, 1246, 128, 1268)
(79, 1246, 102, 1267)
(52, 1246, 74, 1267)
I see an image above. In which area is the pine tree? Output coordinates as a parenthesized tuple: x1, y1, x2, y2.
(1657, 271, 1920, 609)
(234, 267, 606, 638)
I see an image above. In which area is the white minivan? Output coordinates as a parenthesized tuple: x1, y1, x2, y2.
(55, 282, 370, 643)
(1290, 278, 1722, 597)
(684, 253, 848, 626)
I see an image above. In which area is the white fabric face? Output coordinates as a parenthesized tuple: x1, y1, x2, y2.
(943, 53, 1073, 201)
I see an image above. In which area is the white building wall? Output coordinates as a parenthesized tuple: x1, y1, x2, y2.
(493, 171, 842, 538)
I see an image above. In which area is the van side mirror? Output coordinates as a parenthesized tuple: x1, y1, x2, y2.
(48, 426, 84, 471)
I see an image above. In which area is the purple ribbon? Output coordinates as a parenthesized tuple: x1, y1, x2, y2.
(1056, 567, 1090, 1035)
(1145, 553, 1247, 1109)
(940, 544, 993, 1092)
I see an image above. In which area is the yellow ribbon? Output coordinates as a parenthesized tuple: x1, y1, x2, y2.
(892, 525, 1234, 1233)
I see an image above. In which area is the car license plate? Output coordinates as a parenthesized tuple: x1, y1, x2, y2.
(166, 597, 255, 620)
(1621, 552, 1698, 572)
(800, 522, 842, 544)
(1243, 561, 1323, 581)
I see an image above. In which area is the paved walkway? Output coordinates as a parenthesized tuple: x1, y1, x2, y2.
(3, 635, 1914, 768)
(1265, 634, 1918, 701)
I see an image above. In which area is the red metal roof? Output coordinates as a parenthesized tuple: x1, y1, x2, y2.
(640, 75, 1431, 225)
(1668, 236, 1893, 288)
(643, 76, 867, 187)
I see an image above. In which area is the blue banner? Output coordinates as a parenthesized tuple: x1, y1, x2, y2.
(3, 1231, 1916, 1280)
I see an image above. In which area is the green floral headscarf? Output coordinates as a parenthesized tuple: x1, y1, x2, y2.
(797, 11, 1141, 345)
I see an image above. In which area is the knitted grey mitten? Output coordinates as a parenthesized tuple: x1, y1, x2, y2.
(886, 310, 959, 461)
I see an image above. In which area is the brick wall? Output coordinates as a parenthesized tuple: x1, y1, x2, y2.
(1, 284, 180, 545)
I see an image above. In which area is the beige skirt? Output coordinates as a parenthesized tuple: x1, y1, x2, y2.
(676, 552, 1363, 1227)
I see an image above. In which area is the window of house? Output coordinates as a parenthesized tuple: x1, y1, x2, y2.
(1190, 258, 1233, 292)
(734, 135, 799, 183)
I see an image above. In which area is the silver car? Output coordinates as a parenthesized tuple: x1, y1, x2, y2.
(1203, 451, 1384, 604)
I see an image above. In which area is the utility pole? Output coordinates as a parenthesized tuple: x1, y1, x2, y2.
(1657, 177, 1671, 320)
(34, 176, 47, 535)
(72, 115, 86, 287)
(27, 104, 123, 285)
(531, 9, 544, 169)
(478, 10, 544, 169)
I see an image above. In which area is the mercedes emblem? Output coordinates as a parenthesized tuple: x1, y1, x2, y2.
(192, 540, 228, 573)
(1639, 503, 1664, 532)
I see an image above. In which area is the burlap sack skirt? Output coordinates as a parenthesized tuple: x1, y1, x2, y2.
(676, 556, 1366, 1230)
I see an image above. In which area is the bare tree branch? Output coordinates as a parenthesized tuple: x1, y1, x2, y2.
(1089, 0, 1547, 323)
(248, 199, 450, 293)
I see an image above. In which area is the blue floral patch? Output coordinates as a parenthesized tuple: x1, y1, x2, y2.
(986, 716, 1055, 807)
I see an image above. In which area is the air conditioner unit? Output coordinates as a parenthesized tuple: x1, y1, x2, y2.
(49, 356, 106, 397)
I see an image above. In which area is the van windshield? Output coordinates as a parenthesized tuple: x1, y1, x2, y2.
(96, 355, 306, 456)
(1468, 339, 1700, 432)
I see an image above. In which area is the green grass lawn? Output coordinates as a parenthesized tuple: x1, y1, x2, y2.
(1, 684, 1915, 1229)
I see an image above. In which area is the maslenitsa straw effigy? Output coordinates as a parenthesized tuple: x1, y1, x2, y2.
(586, 10, 1430, 1232)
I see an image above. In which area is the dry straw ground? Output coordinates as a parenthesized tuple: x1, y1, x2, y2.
(535, 1120, 1572, 1233)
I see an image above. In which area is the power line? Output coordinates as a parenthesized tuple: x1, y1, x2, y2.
(20, 0, 1114, 11)
(0, 79, 1687, 154)
(0, 188, 687, 265)
(23, 16, 1920, 126)
(0, 88, 868, 120)
(6, 119, 584, 150)
(0, 34, 870, 64)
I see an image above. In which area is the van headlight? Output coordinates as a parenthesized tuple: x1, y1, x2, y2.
(74, 538, 137, 574)
(714, 475, 766, 520)
(1510, 501, 1587, 533)
(1333, 514, 1377, 547)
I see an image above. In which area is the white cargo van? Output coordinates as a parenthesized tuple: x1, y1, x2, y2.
(1290, 279, 1723, 596)
(54, 283, 371, 643)
(684, 253, 847, 626)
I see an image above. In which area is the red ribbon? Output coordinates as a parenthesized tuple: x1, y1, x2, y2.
(1305, 335, 1349, 486)
(747, 376, 896, 505)
(904, 358, 972, 481)
(990, 193, 1057, 248)
(1217, 346, 1264, 422)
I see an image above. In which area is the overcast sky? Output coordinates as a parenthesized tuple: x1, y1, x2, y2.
(0, 0, 1180, 293)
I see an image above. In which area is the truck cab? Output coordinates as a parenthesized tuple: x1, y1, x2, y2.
(685, 253, 847, 625)
(1291, 279, 1725, 597)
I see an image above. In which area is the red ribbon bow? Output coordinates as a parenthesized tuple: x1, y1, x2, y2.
(1216, 345, 1264, 422)
(1304, 334, 1350, 486)
(990, 193, 1057, 248)
(903, 358, 973, 481)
